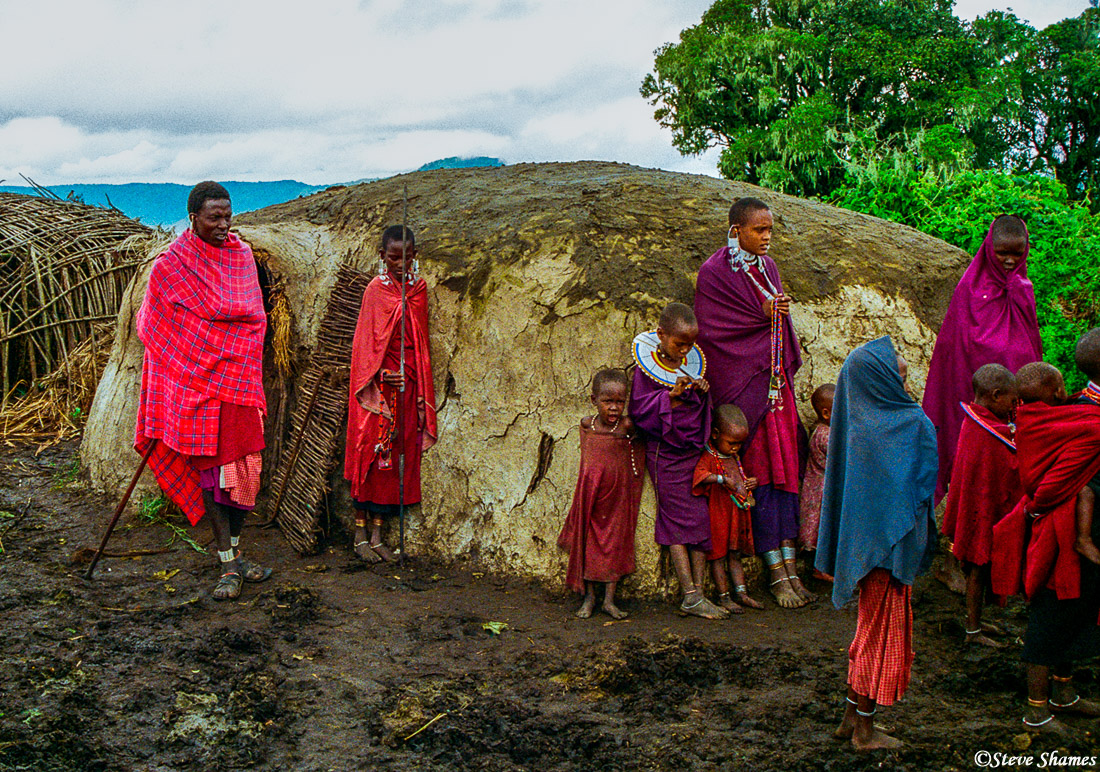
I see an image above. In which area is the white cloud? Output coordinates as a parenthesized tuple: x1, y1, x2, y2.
(2, 0, 1076, 185)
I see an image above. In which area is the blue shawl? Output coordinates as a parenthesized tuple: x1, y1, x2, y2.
(814, 336, 938, 608)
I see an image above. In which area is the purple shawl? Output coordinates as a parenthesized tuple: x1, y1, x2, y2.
(922, 220, 1042, 503)
(694, 247, 803, 435)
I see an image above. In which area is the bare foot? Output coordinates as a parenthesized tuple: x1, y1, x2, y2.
(789, 575, 817, 603)
(966, 632, 1004, 649)
(602, 601, 628, 620)
(936, 560, 967, 595)
(1074, 537, 1100, 566)
(679, 592, 730, 619)
(834, 716, 855, 740)
(1050, 696, 1100, 717)
(735, 590, 764, 610)
(770, 579, 806, 609)
(369, 542, 395, 563)
(851, 727, 903, 751)
(980, 621, 1005, 636)
(575, 594, 596, 619)
(716, 593, 745, 614)
(1022, 709, 1067, 734)
(813, 569, 834, 583)
(354, 540, 381, 564)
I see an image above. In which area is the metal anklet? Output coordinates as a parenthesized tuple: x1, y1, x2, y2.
(855, 708, 875, 718)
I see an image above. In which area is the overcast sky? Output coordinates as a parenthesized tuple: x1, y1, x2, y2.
(1, 0, 1090, 186)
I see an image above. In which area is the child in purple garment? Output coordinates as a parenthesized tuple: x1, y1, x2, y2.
(801, 383, 834, 581)
(629, 303, 728, 619)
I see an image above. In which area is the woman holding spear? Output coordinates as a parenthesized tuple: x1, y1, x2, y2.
(345, 222, 437, 562)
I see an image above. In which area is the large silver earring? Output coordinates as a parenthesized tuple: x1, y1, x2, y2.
(378, 257, 386, 276)
(412, 258, 420, 277)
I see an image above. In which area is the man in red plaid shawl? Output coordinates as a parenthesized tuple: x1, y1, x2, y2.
(135, 181, 271, 600)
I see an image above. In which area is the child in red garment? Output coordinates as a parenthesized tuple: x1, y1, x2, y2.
(558, 369, 645, 620)
(800, 384, 834, 581)
(941, 364, 1021, 648)
(694, 405, 763, 614)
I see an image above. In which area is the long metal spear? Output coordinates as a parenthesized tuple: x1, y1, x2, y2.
(397, 182, 409, 567)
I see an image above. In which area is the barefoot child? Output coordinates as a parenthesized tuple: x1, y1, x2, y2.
(800, 384, 834, 581)
(941, 364, 1021, 648)
(630, 303, 728, 620)
(816, 338, 938, 751)
(990, 352, 1100, 731)
(693, 404, 763, 613)
(558, 369, 645, 619)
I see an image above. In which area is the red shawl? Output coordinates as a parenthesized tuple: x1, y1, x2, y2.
(344, 274, 437, 485)
(942, 403, 1020, 566)
(134, 229, 267, 525)
(991, 402, 1100, 601)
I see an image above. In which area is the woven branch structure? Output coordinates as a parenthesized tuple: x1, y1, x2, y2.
(263, 264, 371, 554)
(0, 192, 160, 406)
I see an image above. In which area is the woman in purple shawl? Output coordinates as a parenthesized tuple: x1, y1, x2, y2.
(923, 215, 1042, 503)
(695, 198, 811, 609)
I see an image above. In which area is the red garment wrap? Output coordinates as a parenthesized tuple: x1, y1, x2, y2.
(848, 568, 913, 706)
(134, 230, 267, 526)
(991, 402, 1100, 602)
(557, 424, 645, 593)
(344, 274, 437, 504)
(942, 404, 1020, 566)
(692, 450, 754, 560)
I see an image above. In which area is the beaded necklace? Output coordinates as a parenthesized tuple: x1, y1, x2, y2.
(1084, 382, 1100, 406)
(707, 444, 753, 508)
(729, 246, 785, 411)
(592, 415, 641, 478)
(959, 402, 1016, 451)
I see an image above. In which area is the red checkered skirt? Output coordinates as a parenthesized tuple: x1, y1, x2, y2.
(847, 568, 913, 706)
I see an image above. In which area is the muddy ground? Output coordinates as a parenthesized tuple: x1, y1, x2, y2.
(0, 441, 1097, 772)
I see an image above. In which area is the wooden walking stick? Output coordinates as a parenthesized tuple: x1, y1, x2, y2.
(397, 182, 409, 567)
(85, 440, 157, 579)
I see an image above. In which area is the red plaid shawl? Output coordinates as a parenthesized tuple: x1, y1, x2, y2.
(134, 229, 266, 525)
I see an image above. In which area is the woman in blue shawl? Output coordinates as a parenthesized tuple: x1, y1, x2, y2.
(815, 336, 938, 751)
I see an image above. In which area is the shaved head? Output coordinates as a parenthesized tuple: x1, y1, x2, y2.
(1075, 328, 1100, 383)
(658, 302, 696, 333)
(714, 403, 748, 435)
(1016, 361, 1065, 405)
(972, 363, 1016, 400)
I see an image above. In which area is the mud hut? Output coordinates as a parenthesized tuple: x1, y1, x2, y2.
(81, 161, 967, 593)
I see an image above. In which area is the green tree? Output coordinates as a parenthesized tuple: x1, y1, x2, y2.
(642, 0, 1030, 196)
(831, 147, 1100, 388)
(1016, 7, 1100, 204)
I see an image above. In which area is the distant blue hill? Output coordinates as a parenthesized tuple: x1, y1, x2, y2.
(416, 156, 504, 171)
(0, 157, 506, 227)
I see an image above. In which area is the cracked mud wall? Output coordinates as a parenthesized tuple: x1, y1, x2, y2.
(82, 161, 967, 595)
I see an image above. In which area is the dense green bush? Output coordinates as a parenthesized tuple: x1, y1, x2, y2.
(832, 163, 1100, 390)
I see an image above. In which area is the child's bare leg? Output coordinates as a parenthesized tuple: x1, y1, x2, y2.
(1050, 667, 1100, 717)
(576, 582, 597, 619)
(353, 516, 381, 563)
(850, 693, 902, 751)
(601, 580, 627, 619)
(1023, 664, 1062, 731)
(783, 541, 816, 602)
(964, 563, 1001, 648)
(711, 557, 743, 613)
(1073, 488, 1100, 565)
(671, 544, 727, 619)
(729, 552, 763, 609)
(763, 549, 804, 608)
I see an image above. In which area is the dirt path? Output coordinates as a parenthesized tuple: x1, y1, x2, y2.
(1, 441, 1097, 771)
